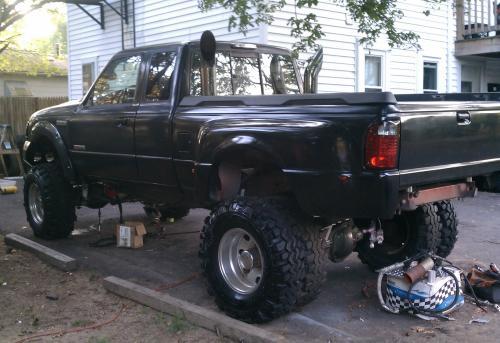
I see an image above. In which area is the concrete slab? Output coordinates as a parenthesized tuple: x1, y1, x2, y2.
(4, 233, 78, 271)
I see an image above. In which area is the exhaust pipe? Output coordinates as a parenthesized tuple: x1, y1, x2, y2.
(303, 46, 323, 94)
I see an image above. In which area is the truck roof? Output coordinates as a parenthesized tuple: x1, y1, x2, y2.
(115, 41, 292, 56)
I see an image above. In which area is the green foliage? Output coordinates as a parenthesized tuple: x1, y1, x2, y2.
(199, 0, 449, 54)
(0, 49, 66, 76)
(88, 337, 110, 343)
(0, 1, 55, 53)
(26, 6, 67, 56)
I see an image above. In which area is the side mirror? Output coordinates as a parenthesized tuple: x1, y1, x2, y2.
(200, 30, 216, 67)
(303, 47, 323, 94)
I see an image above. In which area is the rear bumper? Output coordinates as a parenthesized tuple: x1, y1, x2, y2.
(399, 157, 500, 188)
(286, 168, 480, 219)
(285, 169, 401, 219)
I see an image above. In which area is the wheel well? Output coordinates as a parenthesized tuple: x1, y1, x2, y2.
(26, 136, 58, 165)
(209, 148, 291, 201)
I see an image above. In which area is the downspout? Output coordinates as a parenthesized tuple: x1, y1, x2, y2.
(132, 0, 136, 47)
(120, 0, 124, 50)
(446, 1, 453, 92)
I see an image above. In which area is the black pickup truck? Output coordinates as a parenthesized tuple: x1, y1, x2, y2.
(22, 32, 500, 322)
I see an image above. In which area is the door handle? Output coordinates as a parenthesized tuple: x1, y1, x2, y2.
(115, 117, 130, 128)
(456, 111, 471, 126)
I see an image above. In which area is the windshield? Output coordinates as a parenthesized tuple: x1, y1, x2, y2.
(190, 50, 300, 96)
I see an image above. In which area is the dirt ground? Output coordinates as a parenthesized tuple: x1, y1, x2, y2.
(0, 236, 224, 343)
(1, 181, 500, 342)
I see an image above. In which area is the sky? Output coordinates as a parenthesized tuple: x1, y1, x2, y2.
(14, 3, 66, 50)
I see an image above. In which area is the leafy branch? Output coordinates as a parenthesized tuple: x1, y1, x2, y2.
(199, 0, 449, 55)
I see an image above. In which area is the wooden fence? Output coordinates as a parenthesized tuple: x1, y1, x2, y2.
(0, 97, 68, 138)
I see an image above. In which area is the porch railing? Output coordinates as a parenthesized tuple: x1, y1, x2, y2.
(457, 0, 500, 40)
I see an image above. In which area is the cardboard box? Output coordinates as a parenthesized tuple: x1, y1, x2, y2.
(115, 221, 147, 249)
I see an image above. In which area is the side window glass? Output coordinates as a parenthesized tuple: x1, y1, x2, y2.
(190, 52, 202, 96)
(261, 54, 300, 95)
(231, 56, 261, 95)
(145, 51, 177, 101)
(91, 55, 141, 105)
(215, 52, 232, 95)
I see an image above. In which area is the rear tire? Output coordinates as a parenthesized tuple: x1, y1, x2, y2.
(295, 221, 327, 306)
(434, 201, 458, 258)
(199, 197, 305, 323)
(356, 204, 440, 270)
(23, 163, 75, 239)
(266, 199, 327, 306)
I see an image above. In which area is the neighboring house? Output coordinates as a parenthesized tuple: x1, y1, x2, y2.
(66, 0, 500, 100)
(0, 50, 68, 97)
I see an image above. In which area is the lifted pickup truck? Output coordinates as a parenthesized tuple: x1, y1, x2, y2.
(23, 32, 500, 322)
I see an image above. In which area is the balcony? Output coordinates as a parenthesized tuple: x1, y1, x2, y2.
(456, 0, 500, 57)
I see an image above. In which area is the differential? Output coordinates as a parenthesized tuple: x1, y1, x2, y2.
(327, 220, 364, 262)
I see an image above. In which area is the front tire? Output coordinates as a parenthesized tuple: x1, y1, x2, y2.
(356, 204, 440, 270)
(199, 197, 305, 323)
(23, 163, 75, 239)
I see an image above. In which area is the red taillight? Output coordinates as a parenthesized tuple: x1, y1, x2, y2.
(365, 121, 400, 169)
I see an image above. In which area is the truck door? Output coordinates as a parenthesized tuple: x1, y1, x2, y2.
(68, 53, 142, 181)
(135, 48, 181, 202)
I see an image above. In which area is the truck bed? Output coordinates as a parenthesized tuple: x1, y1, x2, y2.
(395, 93, 500, 188)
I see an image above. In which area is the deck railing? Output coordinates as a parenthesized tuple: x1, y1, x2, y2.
(457, 0, 500, 40)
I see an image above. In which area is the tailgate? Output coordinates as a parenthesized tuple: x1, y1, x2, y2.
(397, 101, 500, 187)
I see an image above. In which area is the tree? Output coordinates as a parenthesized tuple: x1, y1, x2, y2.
(0, 0, 54, 54)
(199, 0, 449, 55)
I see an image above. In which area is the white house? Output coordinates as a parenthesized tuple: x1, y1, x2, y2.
(66, 0, 500, 100)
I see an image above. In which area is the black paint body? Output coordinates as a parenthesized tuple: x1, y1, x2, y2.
(23, 42, 500, 220)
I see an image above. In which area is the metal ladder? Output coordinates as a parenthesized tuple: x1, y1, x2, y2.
(0, 124, 24, 177)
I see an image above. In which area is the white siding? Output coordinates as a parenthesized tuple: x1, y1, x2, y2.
(267, 0, 460, 94)
(68, 0, 462, 98)
(67, 0, 262, 99)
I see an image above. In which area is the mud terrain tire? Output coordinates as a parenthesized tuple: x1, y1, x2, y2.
(199, 197, 305, 323)
(356, 204, 441, 270)
(434, 200, 458, 258)
(23, 163, 75, 239)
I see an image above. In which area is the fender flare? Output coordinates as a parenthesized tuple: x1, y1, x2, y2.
(26, 121, 76, 182)
(209, 135, 285, 167)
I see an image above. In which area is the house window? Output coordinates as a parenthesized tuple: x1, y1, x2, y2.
(423, 62, 438, 94)
(365, 56, 382, 92)
(5, 81, 32, 96)
(82, 62, 95, 95)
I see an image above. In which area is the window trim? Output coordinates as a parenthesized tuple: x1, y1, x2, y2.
(422, 61, 439, 94)
(364, 55, 384, 92)
(81, 61, 96, 96)
(80, 57, 98, 99)
(356, 42, 390, 92)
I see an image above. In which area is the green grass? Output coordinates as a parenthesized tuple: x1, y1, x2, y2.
(167, 314, 190, 333)
(88, 336, 110, 343)
(71, 319, 93, 327)
(154, 312, 191, 333)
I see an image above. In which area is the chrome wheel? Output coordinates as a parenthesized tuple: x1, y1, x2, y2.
(218, 228, 264, 294)
(28, 183, 44, 225)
